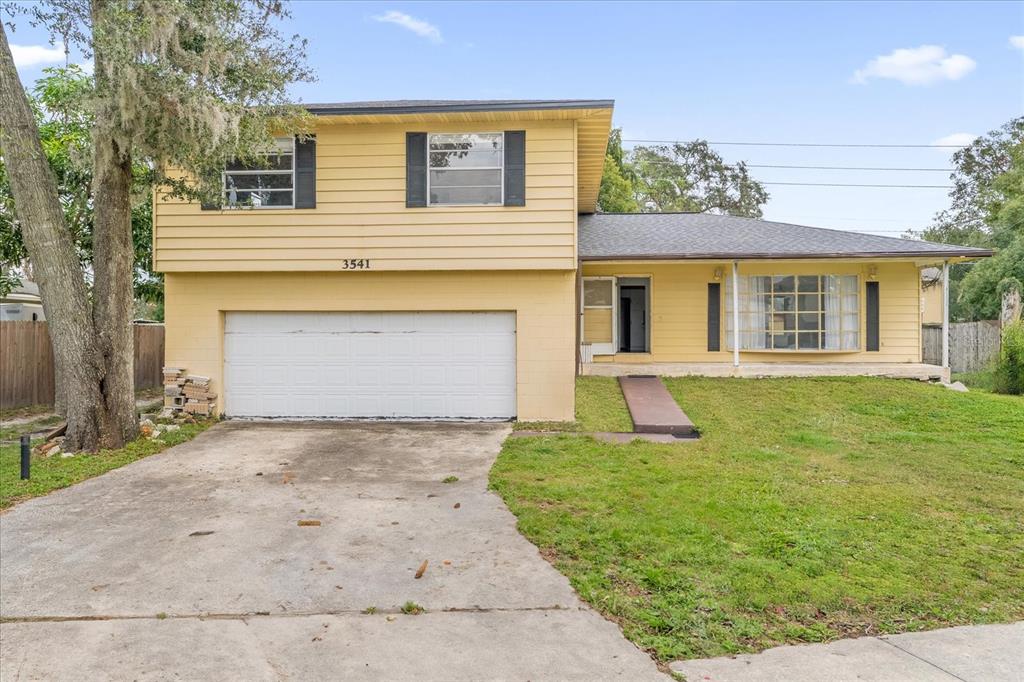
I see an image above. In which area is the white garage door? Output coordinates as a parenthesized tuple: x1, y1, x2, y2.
(224, 312, 516, 419)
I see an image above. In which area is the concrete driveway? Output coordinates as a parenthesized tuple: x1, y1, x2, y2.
(0, 421, 664, 681)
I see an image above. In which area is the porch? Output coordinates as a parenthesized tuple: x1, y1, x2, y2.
(582, 361, 950, 383)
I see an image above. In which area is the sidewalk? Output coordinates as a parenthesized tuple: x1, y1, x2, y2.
(670, 622, 1023, 682)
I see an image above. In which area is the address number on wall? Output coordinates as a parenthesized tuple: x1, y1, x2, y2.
(341, 259, 372, 270)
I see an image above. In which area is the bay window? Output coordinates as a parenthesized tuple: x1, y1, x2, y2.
(725, 275, 860, 351)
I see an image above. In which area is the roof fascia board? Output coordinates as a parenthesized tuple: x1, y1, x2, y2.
(307, 100, 614, 116)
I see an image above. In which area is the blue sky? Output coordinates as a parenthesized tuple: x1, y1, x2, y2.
(7, 1, 1024, 236)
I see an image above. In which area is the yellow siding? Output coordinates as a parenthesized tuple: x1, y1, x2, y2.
(583, 308, 613, 344)
(154, 120, 578, 272)
(582, 261, 923, 364)
(164, 270, 576, 421)
(921, 280, 943, 324)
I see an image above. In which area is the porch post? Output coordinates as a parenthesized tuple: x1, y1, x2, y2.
(942, 260, 950, 369)
(732, 260, 740, 368)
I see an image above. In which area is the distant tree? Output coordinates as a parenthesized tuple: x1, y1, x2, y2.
(957, 142, 1024, 320)
(0, 66, 159, 301)
(0, 0, 313, 451)
(629, 141, 768, 216)
(917, 117, 1024, 248)
(597, 128, 638, 212)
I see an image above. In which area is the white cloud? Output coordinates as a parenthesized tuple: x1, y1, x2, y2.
(933, 132, 977, 148)
(852, 45, 976, 85)
(372, 10, 443, 44)
(1010, 35, 1024, 50)
(10, 43, 66, 68)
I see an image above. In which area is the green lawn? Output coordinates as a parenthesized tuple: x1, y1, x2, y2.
(1, 421, 211, 509)
(514, 376, 634, 432)
(491, 376, 1024, 662)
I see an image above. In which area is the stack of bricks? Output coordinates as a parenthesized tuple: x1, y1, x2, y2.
(162, 367, 217, 416)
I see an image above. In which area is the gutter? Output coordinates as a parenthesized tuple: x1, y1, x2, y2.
(307, 100, 615, 117)
(579, 249, 995, 261)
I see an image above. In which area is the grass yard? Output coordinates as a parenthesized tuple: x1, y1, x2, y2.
(514, 375, 633, 432)
(0, 421, 211, 509)
(491, 376, 1024, 662)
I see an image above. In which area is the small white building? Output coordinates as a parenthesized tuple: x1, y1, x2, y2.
(0, 280, 45, 321)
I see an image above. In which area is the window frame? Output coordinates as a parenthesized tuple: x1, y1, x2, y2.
(222, 136, 296, 210)
(426, 131, 505, 207)
(725, 273, 861, 352)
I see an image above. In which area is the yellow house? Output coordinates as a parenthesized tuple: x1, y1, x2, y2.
(155, 99, 991, 421)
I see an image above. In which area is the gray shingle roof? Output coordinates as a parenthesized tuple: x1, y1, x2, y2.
(579, 213, 992, 260)
(305, 99, 613, 116)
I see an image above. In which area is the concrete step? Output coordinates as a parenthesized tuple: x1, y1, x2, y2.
(618, 376, 695, 436)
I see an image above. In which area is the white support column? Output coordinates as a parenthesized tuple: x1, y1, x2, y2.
(942, 260, 950, 369)
(732, 260, 740, 368)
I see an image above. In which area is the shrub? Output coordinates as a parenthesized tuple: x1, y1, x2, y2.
(993, 321, 1024, 395)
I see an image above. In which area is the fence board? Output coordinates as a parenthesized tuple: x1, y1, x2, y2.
(1, 322, 164, 411)
(922, 321, 1001, 372)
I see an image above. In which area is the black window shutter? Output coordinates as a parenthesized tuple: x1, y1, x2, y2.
(707, 283, 721, 352)
(295, 135, 316, 209)
(866, 281, 880, 351)
(504, 130, 526, 206)
(406, 132, 427, 207)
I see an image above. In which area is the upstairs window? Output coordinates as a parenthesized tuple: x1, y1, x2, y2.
(725, 275, 860, 351)
(223, 137, 295, 208)
(428, 133, 503, 205)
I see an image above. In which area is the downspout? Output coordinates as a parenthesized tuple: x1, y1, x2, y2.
(732, 260, 740, 368)
(575, 265, 582, 377)
(942, 259, 950, 371)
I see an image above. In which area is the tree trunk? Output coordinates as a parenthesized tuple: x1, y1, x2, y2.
(92, 140, 139, 445)
(0, 24, 132, 451)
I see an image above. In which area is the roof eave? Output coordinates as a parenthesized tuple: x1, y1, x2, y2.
(306, 100, 615, 116)
(580, 250, 995, 261)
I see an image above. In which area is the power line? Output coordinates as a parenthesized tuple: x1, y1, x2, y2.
(763, 181, 950, 188)
(749, 164, 952, 172)
(623, 138, 967, 149)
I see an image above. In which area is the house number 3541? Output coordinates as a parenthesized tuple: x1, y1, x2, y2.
(341, 259, 371, 270)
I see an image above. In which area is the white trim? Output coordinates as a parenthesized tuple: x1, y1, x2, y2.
(732, 261, 740, 367)
(426, 131, 504, 207)
(942, 260, 950, 368)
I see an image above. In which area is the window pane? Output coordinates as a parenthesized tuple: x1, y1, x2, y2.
(773, 312, 795, 331)
(429, 149, 503, 168)
(840, 275, 858, 293)
(225, 190, 293, 207)
(773, 275, 795, 293)
(798, 275, 819, 293)
(798, 313, 819, 331)
(225, 173, 293, 190)
(773, 294, 795, 312)
(798, 332, 820, 349)
(429, 185, 502, 205)
(798, 294, 819, 311)
(842, 331, 859, 350)
(429, 133, 502, 151)
(584, 280, 613, 307)
(773, 332, 796, 350)
(429, 169, 502, 187)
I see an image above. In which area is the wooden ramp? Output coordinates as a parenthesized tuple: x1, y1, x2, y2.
(618, 376, 695, 436)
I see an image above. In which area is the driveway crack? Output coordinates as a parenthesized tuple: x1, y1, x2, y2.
(877, 636, 969, 681)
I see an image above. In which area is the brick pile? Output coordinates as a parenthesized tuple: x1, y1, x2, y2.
(163, 367, 217, 417)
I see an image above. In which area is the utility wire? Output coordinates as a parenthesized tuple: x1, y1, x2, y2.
(748, 164, 952, 172)
(623, 139, 968, 148)
(762, 181, 950, 188)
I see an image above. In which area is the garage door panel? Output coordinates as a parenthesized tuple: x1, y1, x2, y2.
(225, 312, 516, 418)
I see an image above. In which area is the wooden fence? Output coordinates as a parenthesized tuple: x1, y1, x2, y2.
(922, 321, 1002, 372)
(1, 322, 165, 411)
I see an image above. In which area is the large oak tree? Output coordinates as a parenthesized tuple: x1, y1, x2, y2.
(0, 1, 312, 450)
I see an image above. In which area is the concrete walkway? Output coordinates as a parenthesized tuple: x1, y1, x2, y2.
(0, 421, 665, 681)
(670, 622, 1024, 682)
